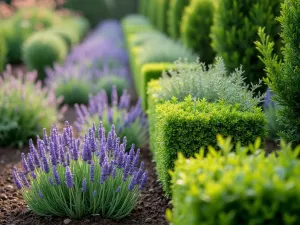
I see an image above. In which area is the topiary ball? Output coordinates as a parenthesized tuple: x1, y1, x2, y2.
(95, 75, 129, 103)
(46, 27, 79, 51)
(23, 32, 68, 80)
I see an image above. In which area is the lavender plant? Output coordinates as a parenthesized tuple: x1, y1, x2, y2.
(0, 66, 64, 147)
(75, 87, 148, 152)
(13, 122, 147, 219)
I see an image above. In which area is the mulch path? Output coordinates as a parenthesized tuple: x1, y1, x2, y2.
(0, 108, 170, 225)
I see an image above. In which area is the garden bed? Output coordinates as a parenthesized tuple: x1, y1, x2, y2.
(0, 108, 169, 225)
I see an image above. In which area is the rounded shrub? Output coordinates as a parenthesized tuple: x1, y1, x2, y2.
(75, 87, 148, 152)
(13, 122, 147, 219)
(211, 0, 281, 92)
(23, 32, 68, 80)
(0, 67, 62, 147)
(95, 75, 129, 102)
(3, 7, 60, 64)
(181, 0, 216, 63)
(46, 27, 79, 50)
(167, 0, 191, 39)
(169, 135, 300, 225)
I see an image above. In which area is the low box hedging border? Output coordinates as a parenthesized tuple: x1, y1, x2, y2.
(147, 83, 266, 195)
(169, 135, 300, 225)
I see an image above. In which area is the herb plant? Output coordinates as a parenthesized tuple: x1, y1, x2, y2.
(75, 87, 148, 152)
(13, 122, 147, 219)
(0, 67, 63, 147)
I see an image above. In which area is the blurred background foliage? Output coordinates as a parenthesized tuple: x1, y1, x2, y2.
(0, 0, 139, 27)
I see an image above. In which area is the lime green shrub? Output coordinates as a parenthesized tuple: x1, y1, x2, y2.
(46, 27, 78, 51)
(0, 68, 62, 147)
(181, 0, 216, 63)
(140, 63, 174, 109)
(169, 135, 300, 225)
(256, 0, 300, 145)
(150, 96, 266, 195)
(157, 0, 171, 33)
(23, 32, 68, 80)
(211, 0, 282, 91)
(167, 0, 191, 39)
(0, 31, 7, 72)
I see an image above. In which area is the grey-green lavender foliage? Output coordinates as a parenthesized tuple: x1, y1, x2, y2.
(156, 58, 264, 111)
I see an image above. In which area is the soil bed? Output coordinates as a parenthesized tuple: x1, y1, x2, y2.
(0, 108, 169, 225)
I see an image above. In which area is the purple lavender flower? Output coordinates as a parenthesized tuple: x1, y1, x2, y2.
(139, 170, 148, 190)
(13, 168, 23, 189)
(116, 186, 121, 193)
(90, 161, 95, 182)
(112, 85, 118, 106)
(31, 171, 37, 179)
(21, 153, 29, 173)
(49, 177, 54, 186)
(38, 190, 44, 198)
(52, 165, 61, 185)
(20, 172, 30, 187)
(122, 155, 131, 181)
(40, 145, 50, 173)
(29, 139, 40, 168)
(82, 135, 92, 162)
(66, 152, 70, 166)
(93, 190, 97, 197)
(88, 129, 97, 152)
(82, 178, 87, 193)
(100, 162, 110, 184)
(50, 141, 57, 166)
(27, 153, 35, 172)
(128, 172, 138, 191)
(65, 166, 74, 188)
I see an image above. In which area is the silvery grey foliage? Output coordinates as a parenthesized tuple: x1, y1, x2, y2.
(157, 58, 265, 111)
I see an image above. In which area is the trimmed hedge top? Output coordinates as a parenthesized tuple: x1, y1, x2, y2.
(169, 135, 300, 225)
(152, 95, 266, 195)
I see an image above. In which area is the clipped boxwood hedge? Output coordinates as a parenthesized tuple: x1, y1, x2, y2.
(169, 135, 300, 225)
(140, 63, 174, 109)
(148, 85, 266, 195)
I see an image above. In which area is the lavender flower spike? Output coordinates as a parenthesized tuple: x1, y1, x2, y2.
(90, 161, 95, 182)
(21, 153, 29, 173)
(13, 168, 23, 189)
(27, 153, 35, 172)
(20, 172, 30, 187)
(29, 139, 40, 168)
(52, 165, 61, 185)
(65, 166, 74, 188)
(139, 170, 148, 190)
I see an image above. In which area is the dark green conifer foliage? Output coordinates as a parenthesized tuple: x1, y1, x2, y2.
(211, 0, 282, 91)
(181, 0, 216, 63)
(256, 0, 300, 145)
(157, 0, 171, 33)
(167, 0, 191, 39)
